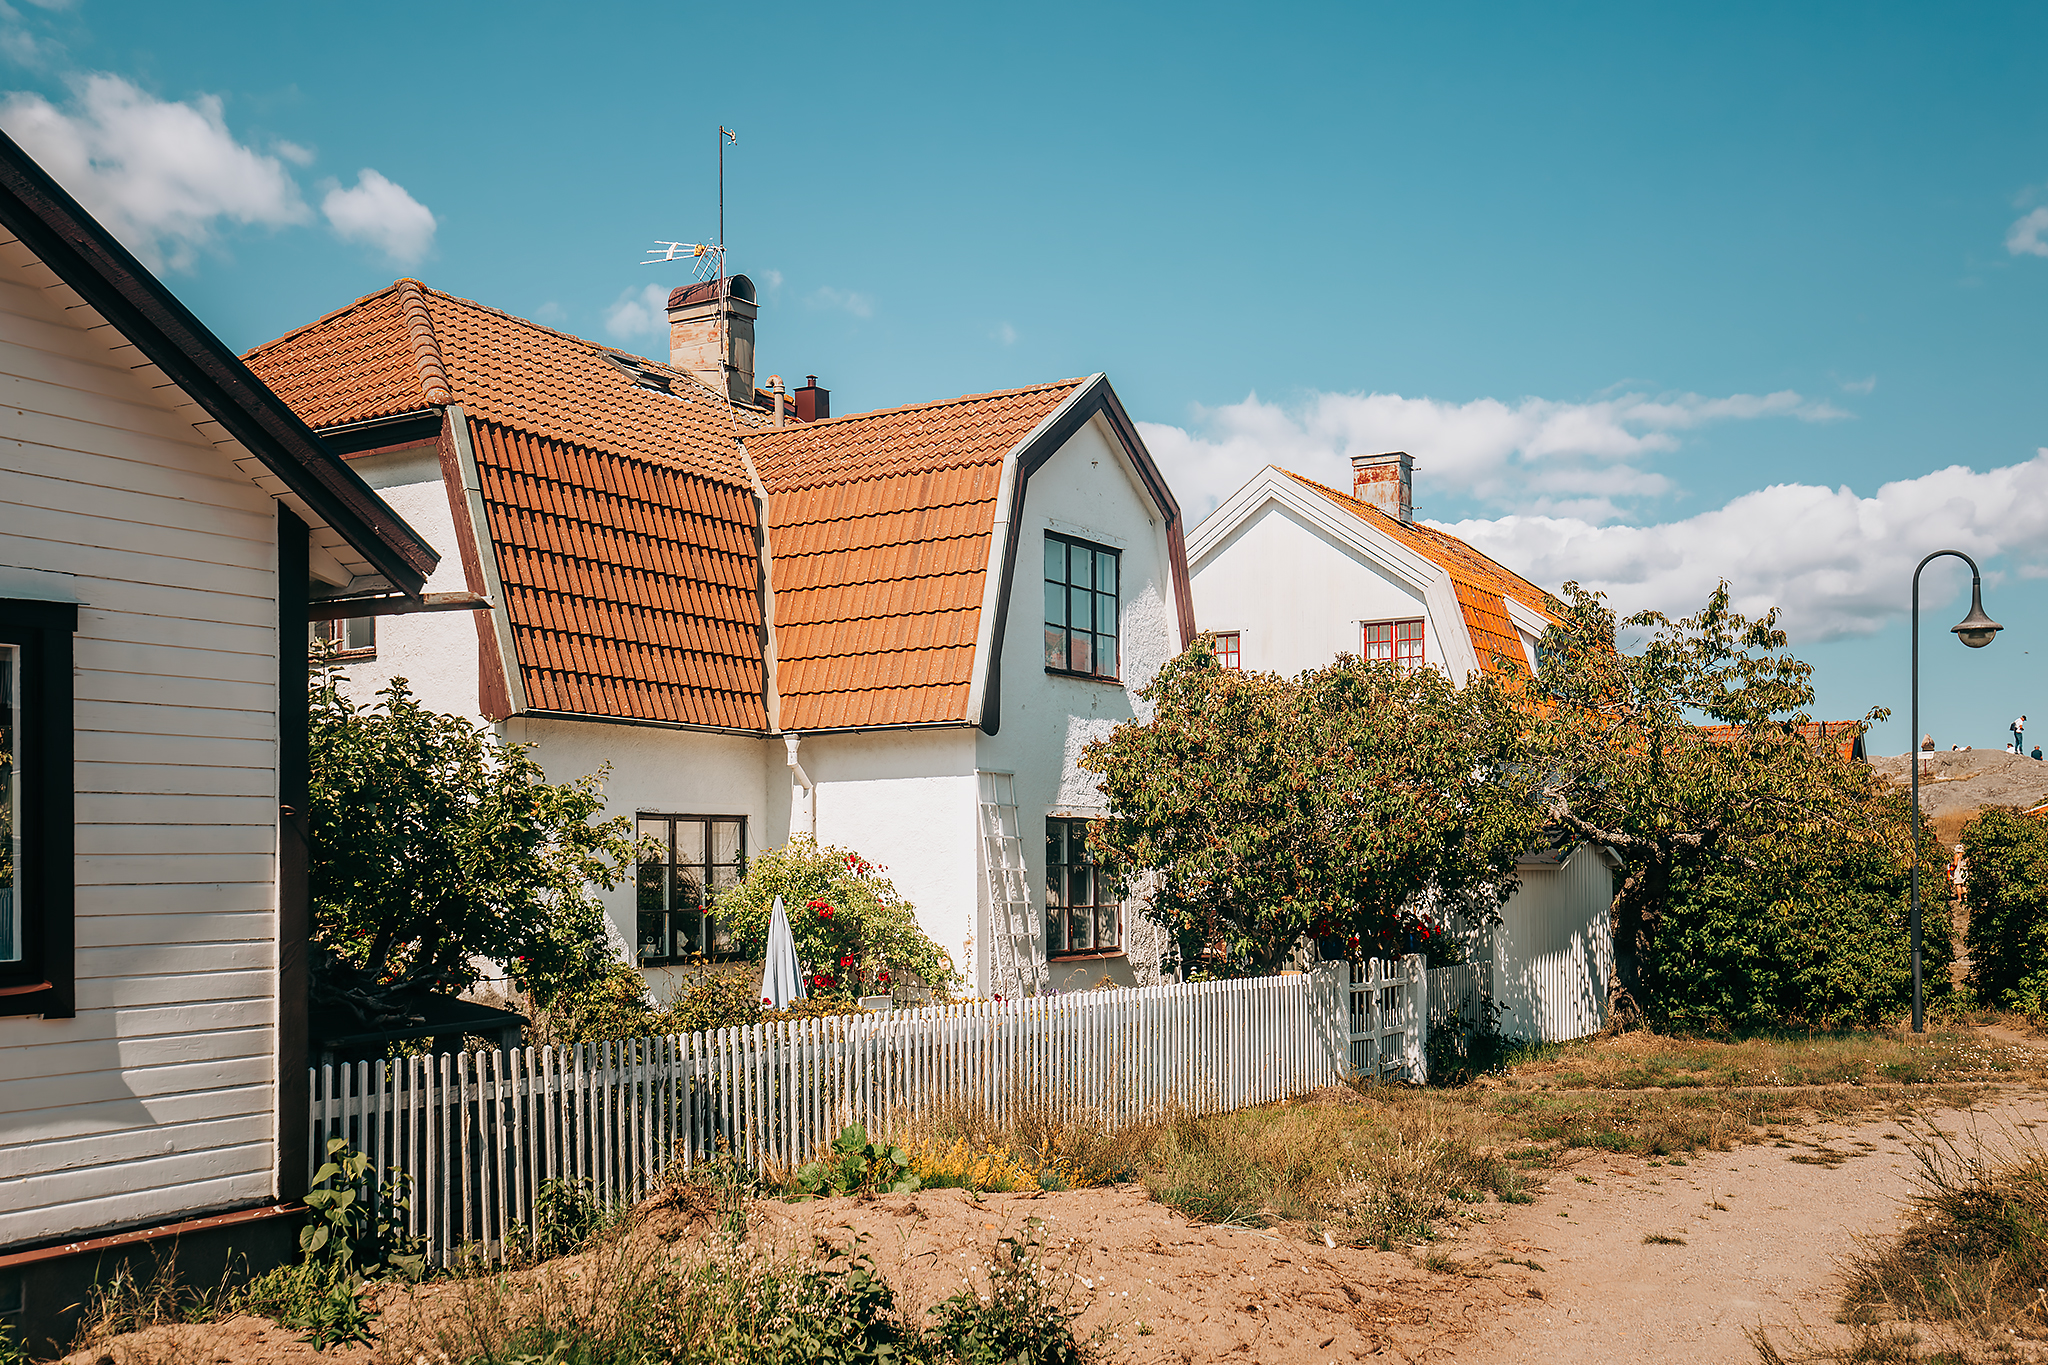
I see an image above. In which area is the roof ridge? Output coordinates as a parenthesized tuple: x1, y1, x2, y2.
(1277, 466, 1557, 611)
(240, 279, 406, 359)
(748, 377, 1086, 439)
(394, 279, 452, 405)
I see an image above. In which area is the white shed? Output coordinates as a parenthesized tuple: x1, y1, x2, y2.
(0, 131, 439, 1351)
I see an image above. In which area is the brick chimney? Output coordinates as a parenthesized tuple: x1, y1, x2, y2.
(1351, 451, 1413, 523)
(667, 274, 757, 403)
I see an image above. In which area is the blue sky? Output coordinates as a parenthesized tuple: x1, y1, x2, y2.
(5, 1, 2046, 755)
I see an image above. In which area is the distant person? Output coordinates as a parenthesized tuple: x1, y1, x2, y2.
(2015, 715, 2028, 751)
(1922, 733, 1936, 771)
(2008, 742, 2018, 754)
(2033, 745, 2042, 760)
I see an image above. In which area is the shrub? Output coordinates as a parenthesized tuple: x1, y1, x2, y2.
(714, 838, 959, 1001)
(1964, 807, 2048, 1014)
(792, 1124, 921, 1197)
(1644, 823, 1941, 1032)
(924, 1225, 1102, 1365)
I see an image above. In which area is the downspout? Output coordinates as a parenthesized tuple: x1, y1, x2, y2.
(784, 733, 817, 839)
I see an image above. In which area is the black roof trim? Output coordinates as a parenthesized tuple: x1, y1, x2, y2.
(0, 129, 437, 594)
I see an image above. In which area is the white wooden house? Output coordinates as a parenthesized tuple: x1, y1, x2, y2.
(243, 282, 1196, 1001)
(1189, 456, 1613, 1040)
(0, 131, 441, 1349)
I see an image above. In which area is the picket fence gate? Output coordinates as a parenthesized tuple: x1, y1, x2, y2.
(309, 957, 1428, 1267)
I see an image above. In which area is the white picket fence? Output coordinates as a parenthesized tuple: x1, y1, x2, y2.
(309, 957, 1429, 1267)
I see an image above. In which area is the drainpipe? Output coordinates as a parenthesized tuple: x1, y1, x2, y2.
(784, 732, 816, 839)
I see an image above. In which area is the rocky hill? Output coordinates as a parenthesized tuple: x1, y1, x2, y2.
(1869, 747, 2048, 843)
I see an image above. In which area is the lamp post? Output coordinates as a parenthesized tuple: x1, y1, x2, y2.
(1910, 550, 2003, 1032)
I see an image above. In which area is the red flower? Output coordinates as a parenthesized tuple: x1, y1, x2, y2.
(878, 971, 891, 985)
(839, 955, 855, 968)
(817, 905, 834, 920)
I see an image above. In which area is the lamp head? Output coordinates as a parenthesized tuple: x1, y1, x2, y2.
(1952, 580, 2004, 649)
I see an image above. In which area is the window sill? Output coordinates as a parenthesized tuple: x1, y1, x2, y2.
(1048, 949, 1126, 963)
(1043, 668, 1122, 686)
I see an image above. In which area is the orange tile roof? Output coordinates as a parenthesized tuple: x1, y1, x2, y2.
(1699, 721, 1864, 762)
(1280, 469, 1559, 675)
(245, 280, 771, 729)
(749, 381, 1084, 730)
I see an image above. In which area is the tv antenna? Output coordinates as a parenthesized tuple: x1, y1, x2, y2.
(639, 126, 737, 283)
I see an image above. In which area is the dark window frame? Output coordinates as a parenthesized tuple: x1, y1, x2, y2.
(0, 598, 77, 1017)
(636, 813, 747, 966)
(1045, 816, 1122, 959)
(1042, 532, 1121, 682)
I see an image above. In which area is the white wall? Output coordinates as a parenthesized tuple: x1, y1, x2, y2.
(1483, 845, 1615, 1042)
(335, 447, 479, 720)
(0, 243, 285, 1247)
(976, 414, 1182, 995)
(1190, 498, 1443, 677)
(799, 727, 979, 989)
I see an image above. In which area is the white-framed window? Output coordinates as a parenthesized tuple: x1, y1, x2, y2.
(311, 616, 376, 657)
(1364, 618, 1424, 669)
(1046, 816, 1120, 955)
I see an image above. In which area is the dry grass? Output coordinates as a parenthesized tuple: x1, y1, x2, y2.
(1500, 1026, 2042, 1092)
(901, 1094, 1161, 1194)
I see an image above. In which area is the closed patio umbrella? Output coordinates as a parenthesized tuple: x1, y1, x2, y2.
(761, 894, 808, 1008)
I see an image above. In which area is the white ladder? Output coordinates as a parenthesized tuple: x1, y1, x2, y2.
(976, 772, 1044, 997)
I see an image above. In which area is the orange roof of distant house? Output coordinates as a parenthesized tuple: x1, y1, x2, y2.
(750, 380, 1085, 730)
(1698, 721, 1865, 762)
(245, 280, 772, 730)
(1278, 469, 1559, 673)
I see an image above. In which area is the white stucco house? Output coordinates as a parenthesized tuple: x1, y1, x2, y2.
(0, 132, 441, 1350)
(243, 280, 1195, 1001)
(1188, 454, 1614, 1041)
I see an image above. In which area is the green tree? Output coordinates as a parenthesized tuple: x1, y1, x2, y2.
(1502, 582, 1900, 1020)
(1962, 807, 2048, 1013)
(1078, 640, 1543, 975)
(712, 838, 960, 1000)
(309, 668, 636, 1009)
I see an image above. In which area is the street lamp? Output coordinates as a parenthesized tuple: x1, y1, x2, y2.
(1910, 550, 2003, 1033)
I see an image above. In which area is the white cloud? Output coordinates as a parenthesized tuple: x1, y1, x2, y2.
(808, 285, 873, 318)
(0, 72, 308, 268)
(320, 168, 435, 265)
(759, 268, 783, 292)
(603, 282, 670, 338)
(2007, 205, 2048, 257)
(1440, 450, 2048, 642)
(993, 321, 1018, 345)
(273, 139, 314, 167)
(1141, 386, 1845, 522)
(1840, 374, 1877, 394)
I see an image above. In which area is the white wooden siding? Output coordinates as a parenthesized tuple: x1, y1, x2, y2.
(1486, 845, 1615, 1042)
(0, 238, 283, 1248)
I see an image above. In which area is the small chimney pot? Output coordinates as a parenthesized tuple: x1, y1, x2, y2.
(795, 376, 830, 423)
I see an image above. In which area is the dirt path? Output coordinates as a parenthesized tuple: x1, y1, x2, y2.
(1445, 1087, 2048, 1364)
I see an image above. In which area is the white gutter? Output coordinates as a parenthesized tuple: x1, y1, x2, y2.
(784, 733, 817, 838)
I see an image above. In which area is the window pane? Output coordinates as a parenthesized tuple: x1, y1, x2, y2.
(0, 646, 15, 964)
(1096, 552, 1117, 596)
(672, 865, 704, 911)
(1069, 900, 1094, 951)
(1045, 536, 1065, 583)
(1068, 864, 1093, 915)
(1096, 903, 1119, 950)
(675, 820, 706, 866)
(706, 913, 732, 954)
(636, 858, 666, 917)
(1069, 631, 1091, 674)
(1069, 542, 1090, 589)
(343, 617, 376, 651)
(1044, 581, 1065, 628)
(637, 912, 668, 963)
(710, 819, 741, 866)
(1044, 627, 1067, 670)
(1047, 904, 1065, 952)
(1046, 819, 1066, 867)
(1094, 592, 1118, 637)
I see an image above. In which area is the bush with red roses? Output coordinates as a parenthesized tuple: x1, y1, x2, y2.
(713, 838, 958, 1002)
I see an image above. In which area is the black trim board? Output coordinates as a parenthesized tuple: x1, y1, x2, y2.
(978, 377, 1198, 736)
(275, 510, 310, 1199)
(0, 129, 437, 596)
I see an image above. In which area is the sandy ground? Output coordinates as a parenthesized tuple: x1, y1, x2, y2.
(62, 1082, 2048, 1365)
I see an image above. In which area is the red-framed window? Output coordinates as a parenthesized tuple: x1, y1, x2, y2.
(1213, 631, 1241, 670)
(1364, 618, 1424, 668)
